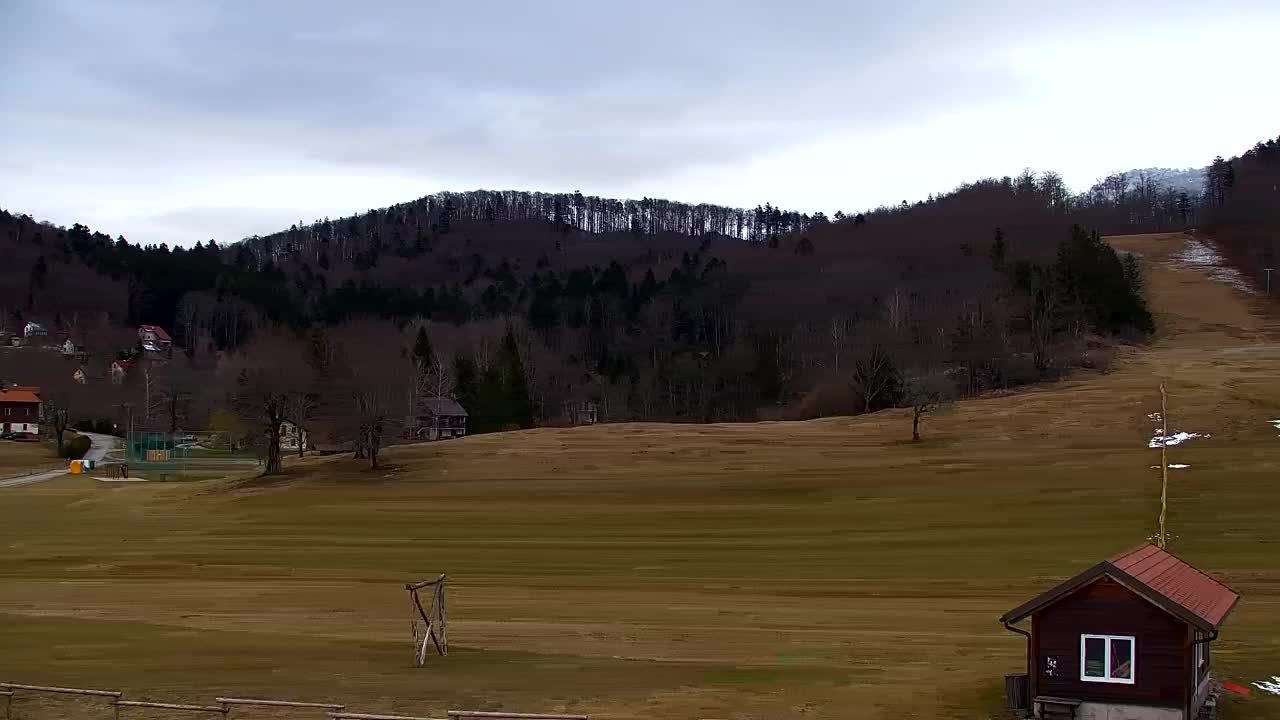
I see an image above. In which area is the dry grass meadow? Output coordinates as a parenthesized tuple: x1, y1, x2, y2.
(1, 233, 1278, 719)
(0, 438, 65, 479)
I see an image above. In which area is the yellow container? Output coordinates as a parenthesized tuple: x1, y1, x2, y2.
(69, 460, 82, 474)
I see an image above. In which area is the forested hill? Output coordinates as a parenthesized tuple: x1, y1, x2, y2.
(5, 136, 1273, 431)
(1200, 136, 1280, 283)
(2, 170, 1165, 429)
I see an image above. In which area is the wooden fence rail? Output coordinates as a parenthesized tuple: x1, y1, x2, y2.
(330, 713, 446, 720)
(450, 707, 588, 712)
(217, 697, 345, 710)
(116, 700, 228, 714)
(0, 682, 122, 698)
(0, 682, 583, 720)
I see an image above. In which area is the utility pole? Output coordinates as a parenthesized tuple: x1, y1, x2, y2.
(1157, 383, 1169, 549)
(1264, 268, 1274, 297)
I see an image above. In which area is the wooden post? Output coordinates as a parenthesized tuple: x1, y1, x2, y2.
(437, 580, 448, 655)
(406, 575, 448, 666)
(1158, 383, 1170, 548)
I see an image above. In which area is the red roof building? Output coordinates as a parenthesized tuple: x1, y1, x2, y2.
(0, 386, 42, 435)
(138, 324, 173, 347)
(1000, 544, 1238, 720)
(1109, 544, 1239, 629)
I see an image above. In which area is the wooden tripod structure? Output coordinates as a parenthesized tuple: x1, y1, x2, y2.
(406, 574, 448, 666)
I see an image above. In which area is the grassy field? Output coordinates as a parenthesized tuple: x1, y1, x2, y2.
(0, 437, 65, 478)
(1, 233, 1278, 719)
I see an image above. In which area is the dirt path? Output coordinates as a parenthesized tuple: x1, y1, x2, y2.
(0, 432, 118, 488)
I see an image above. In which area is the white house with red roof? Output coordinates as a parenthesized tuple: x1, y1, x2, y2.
(138, 324, 173, 351)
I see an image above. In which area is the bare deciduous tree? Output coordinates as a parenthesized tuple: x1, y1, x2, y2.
(850, 346, 903, 414)
(884, 288, 910, 335)
(902, 372, 955, 442)
(828, 315, 851, 372)
(231, 331, 309, 475)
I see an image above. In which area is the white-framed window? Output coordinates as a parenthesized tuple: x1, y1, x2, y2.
(1081, 634, 1136, 684)
(1194, 631, 1207, 669)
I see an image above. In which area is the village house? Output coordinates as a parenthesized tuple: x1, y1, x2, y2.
(110, 359, 134, 385)
(564, 399, 600, 426)
(23, 321, 47, 339)
(0, 385, 42, 436)
(1001, 543, 1238, 720)
(73, 368, 87, 385)
(279, 420, 308, 451)
(412, 397, 468, 440)
(138, 324, 173, 351)
(61, 338, 77, 355)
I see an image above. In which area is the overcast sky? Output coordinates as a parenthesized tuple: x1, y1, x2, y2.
(2, 0, 1278, 247)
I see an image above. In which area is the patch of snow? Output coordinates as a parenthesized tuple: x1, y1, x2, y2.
(94, 477, 148, 482)
(1149, 431, 1210, 448)
(1176, 239, 1256, 294)
(1255, 676, 1280, 695)
(1151, 464, 1191, 469)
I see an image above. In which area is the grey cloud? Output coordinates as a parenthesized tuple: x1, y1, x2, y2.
(137, 206, 316, 244)
(3, 0, 1279, 244)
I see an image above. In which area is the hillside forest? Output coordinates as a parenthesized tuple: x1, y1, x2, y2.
(1, 135, 1276, 468)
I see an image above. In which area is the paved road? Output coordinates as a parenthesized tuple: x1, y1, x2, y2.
(0, 432, 119, 488)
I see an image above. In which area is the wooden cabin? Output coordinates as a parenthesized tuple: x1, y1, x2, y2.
(563, 399, 600, 426)
(413, 397, 468, 441)
(1001, 544, 1238, 720)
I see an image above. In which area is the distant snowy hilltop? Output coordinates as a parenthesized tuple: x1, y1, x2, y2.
(1090, 167, 1207, 197)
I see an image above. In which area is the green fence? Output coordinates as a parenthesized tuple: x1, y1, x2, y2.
(124, 431, 259, 480)
(125, 431, 189, 475)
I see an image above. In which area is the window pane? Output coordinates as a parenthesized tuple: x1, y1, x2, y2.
(1110, 638, 1133, 679)
(1083, 637, 1107, 677)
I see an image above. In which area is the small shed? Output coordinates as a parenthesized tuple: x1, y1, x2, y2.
(414, 397, 468, 441)
(1001, 543, 1239, 720)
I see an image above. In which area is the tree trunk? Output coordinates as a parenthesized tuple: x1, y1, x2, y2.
(353, 424, 367, 459)
(912, 408, 922, 443)
(265, 426, 282, 475)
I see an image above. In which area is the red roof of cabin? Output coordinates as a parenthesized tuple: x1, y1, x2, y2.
(1110, 543, 1239, 629)
(0, 388, 42, 404)
(1002, 542, 1240, 632)
(140, 324, 172, 341)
